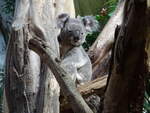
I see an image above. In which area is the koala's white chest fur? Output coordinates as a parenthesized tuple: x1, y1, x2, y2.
(62, 47, 87, 66)
(60, 46, 92, 84)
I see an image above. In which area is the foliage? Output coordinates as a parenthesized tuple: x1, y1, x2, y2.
(83, 0, 118, 50)
(143, 77, 150, 113)
(2, 0, 15, 14)
(83, 1, 150, 112)
(1, 0, 149, 112)
(83, 32, 100, 51)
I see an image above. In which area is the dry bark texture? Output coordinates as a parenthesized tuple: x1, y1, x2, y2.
(103, 0, 148, 113)
(146, 2, 150, 73)
(29, 38, 94, 113)
(88, 0, 125, 79)
(5, 0, 75, 113)
(60, 75, 107, 112)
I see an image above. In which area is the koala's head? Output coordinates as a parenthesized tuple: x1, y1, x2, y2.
(57, 13, 99, 46)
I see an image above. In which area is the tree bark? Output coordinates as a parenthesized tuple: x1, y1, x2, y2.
(78, 75, 107, 97)
(88, 0, 125, 78)
(28, 38, 94, 113)
(103, 0, 148, 113)
(61, 75, 107, 112)
(5, 0, 75, 113)
(146, 1, 150, 73)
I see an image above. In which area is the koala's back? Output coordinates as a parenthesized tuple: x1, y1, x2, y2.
(63, 46, 92, 84)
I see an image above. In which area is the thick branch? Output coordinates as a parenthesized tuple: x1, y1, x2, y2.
(29, 38, 93, 113)
(89, 0, 124, 56)
(103, 1, 147, 113)
(61, 75, 107, 112)
(88, 1, 125, 78)
(78, 75, 107, 96)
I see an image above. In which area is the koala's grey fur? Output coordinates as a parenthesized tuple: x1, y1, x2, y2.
(57, 13, 99, 84)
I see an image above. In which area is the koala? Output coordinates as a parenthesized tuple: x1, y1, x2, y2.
(56, 13, 99, 84)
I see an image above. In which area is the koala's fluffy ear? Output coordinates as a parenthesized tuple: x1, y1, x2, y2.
(56, 13, 70, 28)
(79, 16, 99, 34)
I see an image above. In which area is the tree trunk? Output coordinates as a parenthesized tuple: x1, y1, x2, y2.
(88, 0, 125, 78)
(103, 0, 148, 113)
(5, 0, 75, 113)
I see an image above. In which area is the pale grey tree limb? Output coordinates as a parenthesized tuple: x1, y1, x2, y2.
(29, 38, 94, 113)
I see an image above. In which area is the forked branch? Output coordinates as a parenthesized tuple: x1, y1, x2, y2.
(29, 38, 94, 113)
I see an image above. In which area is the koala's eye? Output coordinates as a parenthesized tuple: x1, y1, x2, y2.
(68, 30, 72, 33)
(81, 33, 84, 35)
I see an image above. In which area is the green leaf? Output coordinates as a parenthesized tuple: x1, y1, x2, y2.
(108, 12, 114, 17)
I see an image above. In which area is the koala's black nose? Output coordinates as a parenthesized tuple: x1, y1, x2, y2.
(74, 36, 80, 40)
